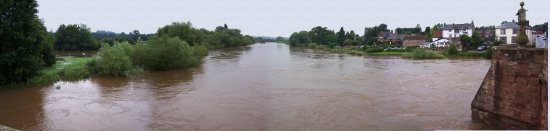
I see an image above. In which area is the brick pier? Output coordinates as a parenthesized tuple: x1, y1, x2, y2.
(471, 45, 547, 129)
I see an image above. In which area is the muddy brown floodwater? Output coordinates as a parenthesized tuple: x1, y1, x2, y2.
(0, 43, 494, 131)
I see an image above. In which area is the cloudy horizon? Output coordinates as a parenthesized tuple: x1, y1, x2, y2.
(37, 0, 549, 37)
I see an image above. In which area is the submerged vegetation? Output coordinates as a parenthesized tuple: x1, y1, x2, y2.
(25, 57, 94, 86)
(402, 49, 446, 59)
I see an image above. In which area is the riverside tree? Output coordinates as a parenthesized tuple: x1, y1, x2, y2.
(0, 0, 56, 85)
(337, 27, 346, 46)
(54, 24, 98, 50)
(309, 26, 336, 46)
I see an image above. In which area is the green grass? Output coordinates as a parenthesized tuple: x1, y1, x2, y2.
(26, 57, 94, 86)
(298, 44, 365, 56)
(368, 52, 405, 55)
(401, 49, 446, 59)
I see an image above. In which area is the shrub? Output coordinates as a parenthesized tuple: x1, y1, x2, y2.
(192, 44, 209, 58)
(93, 42, 141, 76)
(59, 64, 90, 81)
(134, 36, 199, 70)
(482, 49, 492, 59)
(446, 44, 460, 56)
(402, 49, 446, 59)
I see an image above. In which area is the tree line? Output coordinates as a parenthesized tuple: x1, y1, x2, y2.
(289, 24, 389, 47)
(0, 0, 255, 86)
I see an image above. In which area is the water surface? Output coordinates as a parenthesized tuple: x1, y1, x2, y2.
(0, 43, 493, 130)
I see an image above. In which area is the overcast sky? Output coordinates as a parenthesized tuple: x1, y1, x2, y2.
(37, 0, 549, 37)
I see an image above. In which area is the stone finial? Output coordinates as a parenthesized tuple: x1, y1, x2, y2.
(520, 1, 525, 8)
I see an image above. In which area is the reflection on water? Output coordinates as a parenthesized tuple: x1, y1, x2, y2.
(0, 43, 494, 130)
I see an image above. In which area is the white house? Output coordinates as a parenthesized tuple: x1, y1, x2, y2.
(441, 22, 475, 39)
(495, 20, 533, 45)
(433, 39, 450, 48)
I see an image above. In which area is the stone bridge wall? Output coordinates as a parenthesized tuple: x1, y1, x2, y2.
(471, 45, 547, 129)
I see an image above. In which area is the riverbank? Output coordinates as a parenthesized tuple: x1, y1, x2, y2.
(289, 43, 490, 59)
(25, 57, 94, 86)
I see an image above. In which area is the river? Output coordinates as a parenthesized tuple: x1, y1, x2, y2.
(0, 43, 493, 130)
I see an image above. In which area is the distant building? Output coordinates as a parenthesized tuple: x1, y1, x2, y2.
(495, 20, 533, 45)
(476, 28, 495, 42)
(377, 31, 403, 44)
(535, 37, 547, 48)
(432, 28, 443, 39)
(441, 21, 475, 38)
(532, 31, 546, 42)
(402, 35, 427, 47)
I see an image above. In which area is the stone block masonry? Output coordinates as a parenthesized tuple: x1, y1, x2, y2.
(471, 44, 547, 129)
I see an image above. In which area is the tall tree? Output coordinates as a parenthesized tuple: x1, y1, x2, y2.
(347, 30, 356, 40)
(309, 26, 336, 45)
(54, 24, 98, 50)
(337, 27, 346, 46)
(425, 27, 432, 40)
(289, 31, 311, 46)
(460, 35, 471, 51)
(0, 0, 56, 85)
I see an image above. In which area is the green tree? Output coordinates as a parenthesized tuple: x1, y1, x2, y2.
(289, 31, 311, 46)
(0, 0, 56, 85)
(54, 24, 98, 50)
(309, 26, 336, 46)
(460, 35, 471, 51)
(276, 36, 287, 43)
(337, 27, 346, 46)
(470, 32, 483, 48)
(347, 30, 356, 40)
(157, 22, 205, 46)
(133, 36, 199, 70)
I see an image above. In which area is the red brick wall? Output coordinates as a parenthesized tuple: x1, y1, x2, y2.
(402, 40, 424, 47)
(471, 45, 547, 129)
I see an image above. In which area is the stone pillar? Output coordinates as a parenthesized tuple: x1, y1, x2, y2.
(516, 2, 530, 46)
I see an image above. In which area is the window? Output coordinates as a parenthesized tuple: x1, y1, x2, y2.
(500, 29, 506, 35)
(513, 29, 517, 34)
(512, 37, 516, 43)
(454, 29, 459, 33)
(500, 37, 506, 42)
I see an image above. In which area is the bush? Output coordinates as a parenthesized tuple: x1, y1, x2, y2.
(482, 49, 492, 59)
(59, 64, 90, 81)
(92, 42, 141, 76)
(192, 44, 209, 58)
(133, 36, 200, 70)
(402, 49, 446, 59)
(446, 44, 460, 56)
